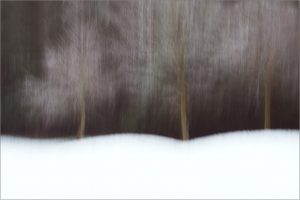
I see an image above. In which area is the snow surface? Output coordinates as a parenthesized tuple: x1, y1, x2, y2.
(1, 130, 299, 199)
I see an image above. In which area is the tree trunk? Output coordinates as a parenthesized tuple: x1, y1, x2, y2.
(77, 2, 86, 138)
(174, 1, 189, 140)
(264, 49, 273, 129)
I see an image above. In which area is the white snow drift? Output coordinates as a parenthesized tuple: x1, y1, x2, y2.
(1, 130, 299, 199)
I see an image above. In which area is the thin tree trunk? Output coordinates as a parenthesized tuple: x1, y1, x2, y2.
(78, 88, 86, 138)
(264, 49, 273, 129)
(174, 1, 189, 140)
(77, 3, 86, 138)
(78, 58, 86, 138)
(264, 75, 271, 129)
(179, 47, 189, 140)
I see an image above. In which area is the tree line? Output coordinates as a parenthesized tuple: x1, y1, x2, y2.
(1, 0, 299, 139)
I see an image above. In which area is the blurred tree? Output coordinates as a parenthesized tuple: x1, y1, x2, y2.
(22, 2, 105, 138)
(264, 48, 273, 129)
(172, 1, 189, 140)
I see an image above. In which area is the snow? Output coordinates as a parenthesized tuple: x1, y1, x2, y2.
(1, 130, 299, 199)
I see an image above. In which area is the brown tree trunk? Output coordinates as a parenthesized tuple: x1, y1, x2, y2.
(264, 49, 273, 129)
(77, 2, 86, 138)
(174, 1, 189, 140)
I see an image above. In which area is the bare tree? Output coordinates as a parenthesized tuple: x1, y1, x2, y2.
(22, 2, 105, 138)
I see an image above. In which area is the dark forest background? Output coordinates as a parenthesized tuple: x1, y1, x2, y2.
(1, 0, 299, 139)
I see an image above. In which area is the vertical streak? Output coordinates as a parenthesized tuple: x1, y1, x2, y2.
(264, 48, 273, 129)
(78, 2, 86, 138)
(257, 0, 265, 128)
(174, 1, 189, 140)
(264, 1, 275, 130)
(179, 44, 189, 140)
